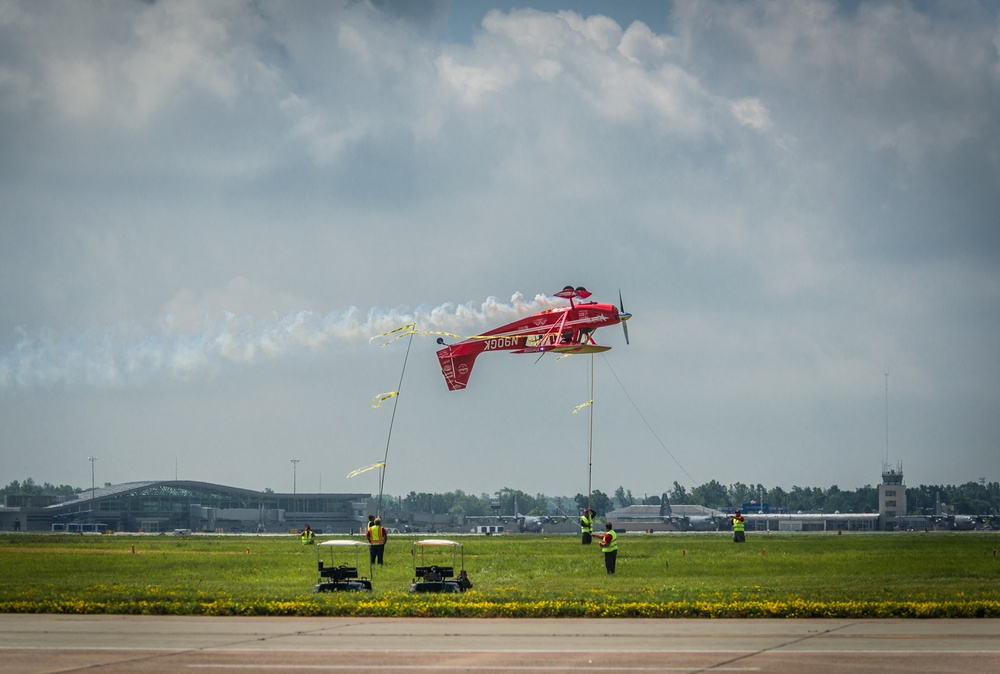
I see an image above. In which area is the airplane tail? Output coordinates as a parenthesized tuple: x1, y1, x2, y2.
(436, 347, 478, 391)
(660, 493, 672, 518)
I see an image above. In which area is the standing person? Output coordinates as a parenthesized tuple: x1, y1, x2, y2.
(597, 521, 618, 574)
(732, 510, 746, 543)
(580, 508, 594, 545)
(300, 525, 314, 545)
(366, 514, 375, 534)
(366, 517, 387, 565)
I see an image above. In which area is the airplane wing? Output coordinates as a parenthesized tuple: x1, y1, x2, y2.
(509, 343, 611, 355)
(548, 344, 611, 354)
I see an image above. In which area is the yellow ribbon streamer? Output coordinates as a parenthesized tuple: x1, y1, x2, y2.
(346, 462, 385, 479)
(386, 328, 465, 346)
(371, 391, 399, 408)
(572, 400, 593, 414)
(370, 324, 480, 347)
(369, 323, 418, 347)
(370, 323, 416, 341)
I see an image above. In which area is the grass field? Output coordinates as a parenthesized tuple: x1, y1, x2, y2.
(2, 531, 999, 618)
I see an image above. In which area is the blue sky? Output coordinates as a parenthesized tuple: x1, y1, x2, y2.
(1, 0, 998, 500)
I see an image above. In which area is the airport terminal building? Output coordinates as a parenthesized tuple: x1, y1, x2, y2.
(0, 480, 373, 534)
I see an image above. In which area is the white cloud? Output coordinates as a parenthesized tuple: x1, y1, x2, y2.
(673, 0, 1000, 169)
(730, 97, 771, 131)
(436, 53, 517, 105)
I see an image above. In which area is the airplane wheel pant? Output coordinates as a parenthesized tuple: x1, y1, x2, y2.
(603, 550, 617, 574)
(582, 532, 592, 545)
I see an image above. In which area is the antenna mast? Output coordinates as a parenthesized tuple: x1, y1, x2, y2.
(587, 354, 594, 517)
(884, 368, 889, 464)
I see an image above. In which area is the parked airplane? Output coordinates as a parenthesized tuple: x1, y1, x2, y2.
(503, 496, 572, 532)
(926, 513, 996, 530)
(926, 493, 997, 530)
(661, 494, 727, 532)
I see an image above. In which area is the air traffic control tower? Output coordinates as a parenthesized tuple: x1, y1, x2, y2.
(878, 462, 906, 531)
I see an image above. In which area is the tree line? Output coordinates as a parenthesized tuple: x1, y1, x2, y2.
(3, 477, 998, 517)
(389, 480, 1000, 517)
(0, 478, 82, 499)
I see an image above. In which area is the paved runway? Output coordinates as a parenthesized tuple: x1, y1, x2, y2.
(1, 615, 998, 673)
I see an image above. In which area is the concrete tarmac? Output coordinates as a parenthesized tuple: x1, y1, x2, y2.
(1, 614, 998, 673)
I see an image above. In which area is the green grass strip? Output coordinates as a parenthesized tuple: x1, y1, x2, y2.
(3, 532, 998, 618)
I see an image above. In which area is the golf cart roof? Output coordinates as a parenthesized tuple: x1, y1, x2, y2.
(318, 539, 368, 547)
(413, 538, 461, 547)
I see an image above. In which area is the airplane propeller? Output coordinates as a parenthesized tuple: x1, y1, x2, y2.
(618, 290, 631, 345)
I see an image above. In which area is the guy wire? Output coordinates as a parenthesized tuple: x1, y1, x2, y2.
(600, 354, 697, 486)
(378, 330, 414, 516)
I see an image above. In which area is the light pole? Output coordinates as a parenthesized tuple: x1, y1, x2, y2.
(290, 459, 300, 495)
(88, 456, 98, 518)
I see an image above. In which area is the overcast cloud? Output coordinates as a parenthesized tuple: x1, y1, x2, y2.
(1, 0, 998, 500)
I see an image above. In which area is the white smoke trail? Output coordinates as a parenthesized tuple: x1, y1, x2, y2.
(0, 293, 556, 391)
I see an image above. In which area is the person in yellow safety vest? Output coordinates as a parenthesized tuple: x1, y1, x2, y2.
(300, 524, 315, 545)
(597, 521, 618, 574)
(732, 510, 746, 543)
(580, 509, 594, 545)
(366, 514, 375, 533)
(366, 517, 388, 565)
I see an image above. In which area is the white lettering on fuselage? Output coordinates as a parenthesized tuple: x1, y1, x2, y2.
(484, 336, 521, 351)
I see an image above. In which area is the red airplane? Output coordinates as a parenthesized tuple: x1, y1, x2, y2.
(435, 286, 631, 391)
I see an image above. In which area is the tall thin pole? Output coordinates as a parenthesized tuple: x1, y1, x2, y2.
(88, 456, 98, 503)
(290, 459, 300, 494)
(378, 331, 414, 517)
(884, 368, 889, 465)
(587, 354, 594, 516)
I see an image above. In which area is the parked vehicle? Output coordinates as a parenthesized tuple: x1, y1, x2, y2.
(313, 540, 373, 592)
(408, 539, 472, 593)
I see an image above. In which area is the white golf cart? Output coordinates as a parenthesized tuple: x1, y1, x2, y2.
(313, 539, 373, 592)
(408, 538, 473, 593)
